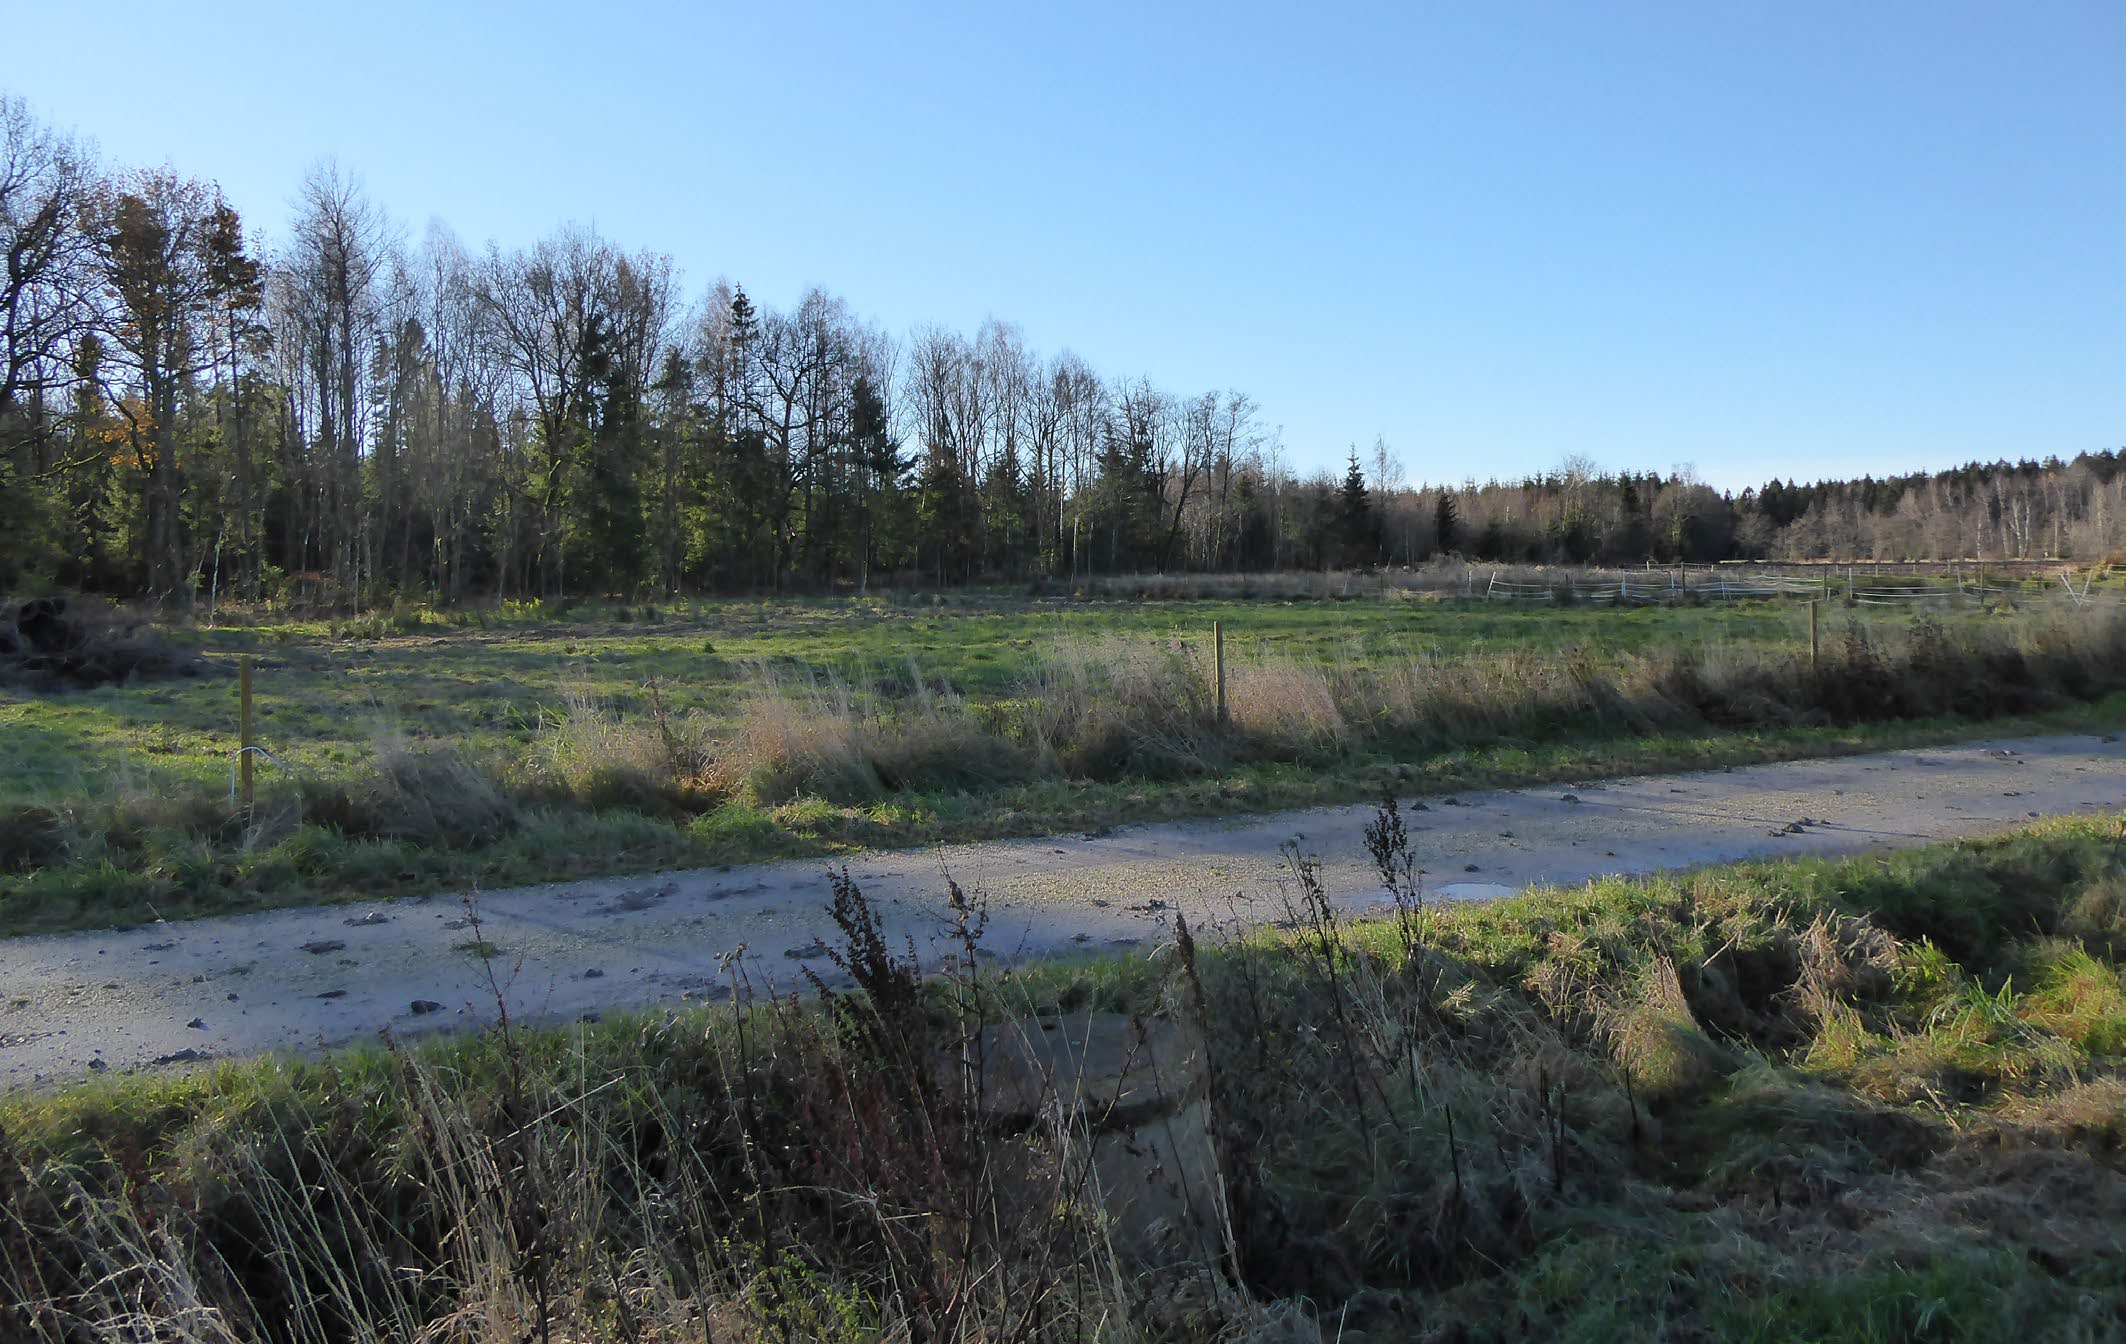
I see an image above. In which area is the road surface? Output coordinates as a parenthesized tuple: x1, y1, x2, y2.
(3, 732, 2123, 1090)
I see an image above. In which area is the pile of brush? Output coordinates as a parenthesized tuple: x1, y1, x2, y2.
(0, 596, 218, 690)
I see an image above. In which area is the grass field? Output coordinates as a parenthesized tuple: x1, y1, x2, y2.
(6, 589, 2126, 933)
(5, 812, 2123, 1341)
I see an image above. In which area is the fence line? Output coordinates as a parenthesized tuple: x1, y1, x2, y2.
(1484, 567, 2119, 611)
(1076, 560, 2126, 607)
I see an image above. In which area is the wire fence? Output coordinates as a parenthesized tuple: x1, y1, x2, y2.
(1069, 560, 2126, 609)
(1483, 565, 2126, 610)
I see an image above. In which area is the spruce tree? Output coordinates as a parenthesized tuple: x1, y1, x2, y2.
(1339, 448, 1372, 566)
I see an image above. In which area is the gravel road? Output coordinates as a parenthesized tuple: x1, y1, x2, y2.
(4, 732, 2124, 1090)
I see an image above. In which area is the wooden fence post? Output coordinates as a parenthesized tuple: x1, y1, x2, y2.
(1809, 600, 1819, 673)
(239, 657, 255, 823)
(1213, 620, 1227, 724)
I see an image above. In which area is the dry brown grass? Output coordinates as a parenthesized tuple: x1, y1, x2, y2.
(1793, 913, 1900, 1026)
(1226, 655, 1349, 756)
(712, 668, 1027, 804)
(714, 674, 878, 802)
(302, 733, 522, 848)
(527, 692, 709, 812)
(1019, 635, 1225, 779)
(693, 610, 2126, 810)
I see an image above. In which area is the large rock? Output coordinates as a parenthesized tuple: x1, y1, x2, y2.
(966, 1013, 1224, 1267)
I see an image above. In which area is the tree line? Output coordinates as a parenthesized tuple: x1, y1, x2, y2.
(1375, 451, 2126, 571)
(2, 97, 2117, 609)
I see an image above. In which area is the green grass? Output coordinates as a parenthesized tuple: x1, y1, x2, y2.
(3, 592, 1862, 793)
(7, 813, 2126, 1341)
(12, 591, 1949, 783)
(4, 591, 2123, 934)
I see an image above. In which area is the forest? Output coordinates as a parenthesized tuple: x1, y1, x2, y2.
(3, 95, 2120, 609)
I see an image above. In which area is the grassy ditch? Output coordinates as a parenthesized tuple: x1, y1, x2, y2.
(4, 813, 2125, 1340)
(5, 598, 2126, 932)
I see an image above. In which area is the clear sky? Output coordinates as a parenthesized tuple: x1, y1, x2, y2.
(4, 0, 2120, 492)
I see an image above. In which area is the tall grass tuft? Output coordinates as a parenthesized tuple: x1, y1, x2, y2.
(301, 732, 522, 848)
(1228, 654, 1349, 757)
(712, 666, 1028, 803)
(527, 692, 708, 813)
(1020, 635, 1226, 779)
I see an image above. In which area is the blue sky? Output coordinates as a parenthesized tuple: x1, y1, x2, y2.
(5, 0, 2120, 491)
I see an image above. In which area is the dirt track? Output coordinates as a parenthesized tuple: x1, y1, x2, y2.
(4, 732, 2125, 1090)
